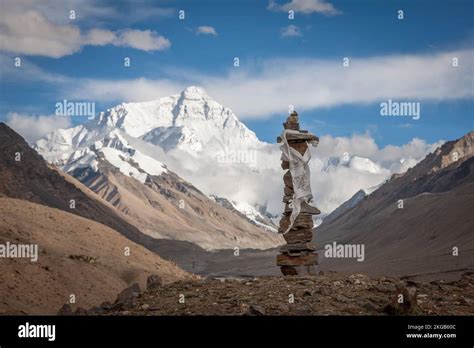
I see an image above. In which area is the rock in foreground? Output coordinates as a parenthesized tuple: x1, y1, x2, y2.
(99, 272, 473, 316)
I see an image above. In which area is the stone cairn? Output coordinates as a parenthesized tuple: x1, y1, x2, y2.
(276, 111, 320, 276)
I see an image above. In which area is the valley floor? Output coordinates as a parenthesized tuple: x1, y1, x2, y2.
(99, 271, 473, 316)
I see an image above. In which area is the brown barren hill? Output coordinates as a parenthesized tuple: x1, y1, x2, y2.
(315, 131, 474, 280)
(0, 122, 192, 314)
(0, 197, 190, 315)
(0, 122, 150, 243)
(0, 122, 191, 256)
(70, 156, 283, 250)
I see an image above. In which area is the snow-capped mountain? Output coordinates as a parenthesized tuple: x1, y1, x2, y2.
(35, 86, 416, 246)
(318, 154, 387, 175)
(36, 126, 168, 184)
(36, 86, 263, 158)
(97, 85, 262, 154)
(34, 86, 282, 248)
(308, 152, 392, 217)
(210, 195, 278, 232)
(36, 86, 264, 179)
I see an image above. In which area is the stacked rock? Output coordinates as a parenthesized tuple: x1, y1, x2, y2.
(276, 111, 321, 276)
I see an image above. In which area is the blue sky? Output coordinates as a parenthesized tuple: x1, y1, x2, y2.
(0, 0, 473, 146)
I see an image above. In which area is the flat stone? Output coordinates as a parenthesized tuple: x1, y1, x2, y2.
(284, 201, 321, 215)
(284, 186, 294, 197)
(283, 171, 293, 188)
(285, 250, 309, 256)
(280, 265, 298, 276)
(279, 242, 317, 253)
(279, 214, 313, 232)
(277, 253, 318, 266)
(277, 132, 319, 143)
(284, 122, 299, 131)
(287, 112, 298, 121)
(293, 265, 317, 276)
(282, 228, 313, 243)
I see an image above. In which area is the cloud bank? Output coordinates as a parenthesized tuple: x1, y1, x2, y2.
(0, 2, 171, 57)
(58, 49, 474, 120)
(125, 131, 443, 217)
(6, 112, 72, 144)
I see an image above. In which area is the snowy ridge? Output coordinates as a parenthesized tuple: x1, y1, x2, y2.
(95, 86, 262, 154)
(35, 86, 271, 229)
(209, 195, 278, 232)
(230, 201, 278, 232)
(35, 86, 263, 173)
(36, 125, 167, 184)
(320, 154, 386, 175)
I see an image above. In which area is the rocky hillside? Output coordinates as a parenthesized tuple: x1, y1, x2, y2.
(314, 131, 474, 279)
(0, 122, 151, 242)
(0, 123, 195, 314)
(2, 122, 282, 250)
(70, 155, 283, 250)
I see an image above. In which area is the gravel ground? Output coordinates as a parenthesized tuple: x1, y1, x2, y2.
(98, 271, 474, 316)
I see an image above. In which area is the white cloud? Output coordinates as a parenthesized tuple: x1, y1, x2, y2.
(84, 29, 117, 46)
(125, 131, 442, 217)
(4, 45, 473, 121)
(201, 49, 474, 119)
(268, 0, 342, 16)
(5, 112, 72, 144)
(196, 26, 218, 36)
(68, 78, 185, 103)
(115, 29, 170, 51)
(0, 11, 83, 58)
(62, 49, 474, 119)
(306, 133, 443, 213)
(0, 6, 171, 57)
(281, 25, 302, 37)
(1, 0, 174, 25)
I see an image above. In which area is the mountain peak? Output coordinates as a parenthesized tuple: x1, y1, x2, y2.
(180, 86, 208, 100)
(35, 86, 263, 184)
